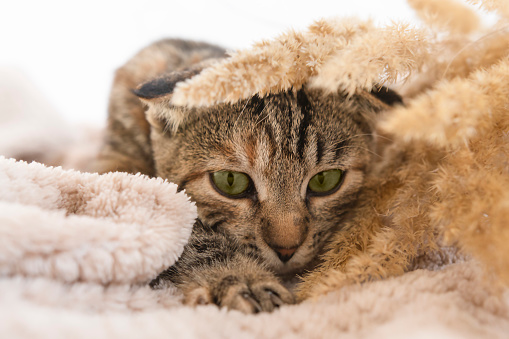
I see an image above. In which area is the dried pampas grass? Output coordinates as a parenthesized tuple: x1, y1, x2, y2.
(171, 0, 509, 108)
(380, 57, 509, 147)
(171, 18, 374, 106)
(161, 0, 509, 297)
(308, 22, 430, 95)
(469, 0, 509, 19)
(171, 18, 432, 107)
(408, 0, 480, 34)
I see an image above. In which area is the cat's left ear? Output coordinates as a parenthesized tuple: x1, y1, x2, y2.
(369, 86, 404, 107)
(133, 67, 203, 131)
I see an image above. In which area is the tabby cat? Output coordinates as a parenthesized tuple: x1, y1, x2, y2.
(95, 39, 401, 313)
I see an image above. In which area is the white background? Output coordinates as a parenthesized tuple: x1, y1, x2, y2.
(1, 0, 418, 126)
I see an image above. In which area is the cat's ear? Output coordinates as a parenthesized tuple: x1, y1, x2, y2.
(369, 86, 403, 107)
(133, 67, 203, 131)
(134, 68, 202, 101)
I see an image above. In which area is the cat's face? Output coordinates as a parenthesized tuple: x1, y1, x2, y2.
(147, 87, 389, 275)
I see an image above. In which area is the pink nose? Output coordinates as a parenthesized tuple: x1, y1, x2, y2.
(274, 247, 297, 263)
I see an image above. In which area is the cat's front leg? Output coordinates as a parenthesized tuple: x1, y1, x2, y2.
(150, 221, 295, 313)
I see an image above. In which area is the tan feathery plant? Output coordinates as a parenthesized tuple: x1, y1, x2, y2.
(150, 0, 509, 293)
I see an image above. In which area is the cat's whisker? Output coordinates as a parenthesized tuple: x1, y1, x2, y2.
(234, 97, 251, 129)
(372, 134, 395, 142)
(333, 145, 383, 159)
(254, 102, 271, 127)
(336, 133, 394, 143)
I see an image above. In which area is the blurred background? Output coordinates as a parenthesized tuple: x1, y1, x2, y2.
(0, 0, 418, 126)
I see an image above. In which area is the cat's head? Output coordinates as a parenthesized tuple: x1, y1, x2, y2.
(135, 70, 401, 275)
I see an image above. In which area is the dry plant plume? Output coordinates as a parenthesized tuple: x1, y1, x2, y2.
(170, 18, 432, 109)
(408, 0, 480, 34)
(147, 0, 509, 297)
(380, 57, 509, 288)
(299, 0, 509, 298)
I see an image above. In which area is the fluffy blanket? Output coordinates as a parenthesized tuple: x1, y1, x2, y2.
(0, 151, 508, 338)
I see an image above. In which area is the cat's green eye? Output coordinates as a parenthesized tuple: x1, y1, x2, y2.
(211, 171, 250, 197)
(308, 169, 343, 194)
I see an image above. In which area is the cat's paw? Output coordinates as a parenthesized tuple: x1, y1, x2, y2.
(183, 275, 295, 313)
(217, 277, 295, 313)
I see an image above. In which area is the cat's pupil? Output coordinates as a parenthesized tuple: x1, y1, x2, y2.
(317, 173, 325, 185)
(227, 172, 234, 186)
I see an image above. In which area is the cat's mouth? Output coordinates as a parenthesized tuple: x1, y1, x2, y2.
(266, 244, 318, 276)
(273, 246, 298, 263)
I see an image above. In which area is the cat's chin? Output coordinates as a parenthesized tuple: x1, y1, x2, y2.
(275, 263, 303, 276)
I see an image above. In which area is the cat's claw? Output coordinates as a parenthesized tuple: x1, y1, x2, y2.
(183, 279, 295, 314)
(220, 280, 295, 313)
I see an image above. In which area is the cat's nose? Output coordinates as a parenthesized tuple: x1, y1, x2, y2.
(273, 247, 297, 263)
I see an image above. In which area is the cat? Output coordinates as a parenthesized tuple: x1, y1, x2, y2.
(95, 39, 402, 313)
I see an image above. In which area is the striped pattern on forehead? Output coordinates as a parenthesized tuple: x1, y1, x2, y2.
(239, 90, 305, 153)
(253, 89, 328, 169)
(219, 88, 364, 178)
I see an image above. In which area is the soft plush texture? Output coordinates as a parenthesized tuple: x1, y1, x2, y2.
(2, 0, 509, 337)
(1, 261, 508, 339)
(0, 157, 196, 284)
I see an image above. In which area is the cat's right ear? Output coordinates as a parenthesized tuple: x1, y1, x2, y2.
(369, 86, 404, 107)
(133, 67, 202, 131)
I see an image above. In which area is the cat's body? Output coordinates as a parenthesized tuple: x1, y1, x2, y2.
(97, 39, 399, 313)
